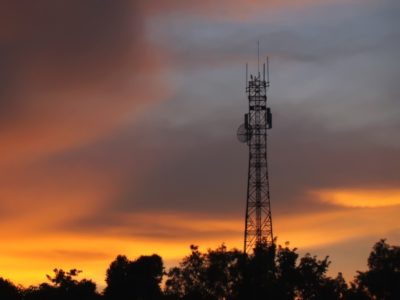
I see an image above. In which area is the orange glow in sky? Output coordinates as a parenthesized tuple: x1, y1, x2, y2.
(311, 188, 400, 208)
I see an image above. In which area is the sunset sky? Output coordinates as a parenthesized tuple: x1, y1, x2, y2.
(1, 0, 400, 289)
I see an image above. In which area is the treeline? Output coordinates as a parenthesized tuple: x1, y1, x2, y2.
(0, 239, 399, 300)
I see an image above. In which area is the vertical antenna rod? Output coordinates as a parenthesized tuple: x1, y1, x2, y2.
(257, 41, 260, 76)
(246, 63, 248, 89)
(263, 62, 265, 81)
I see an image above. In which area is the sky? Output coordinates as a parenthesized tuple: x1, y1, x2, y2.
(1, 0, 400, 289)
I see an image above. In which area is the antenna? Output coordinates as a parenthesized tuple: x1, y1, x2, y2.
(266, 56, 270, 85)
(246, 63, 248, 89)
(263, 62, 265, 81)
(257, 41, 260, 77)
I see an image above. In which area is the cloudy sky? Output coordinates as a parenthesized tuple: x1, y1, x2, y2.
(1, 0, 399, 287)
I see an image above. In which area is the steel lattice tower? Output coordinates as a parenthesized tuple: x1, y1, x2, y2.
(237, 57, 273, 253)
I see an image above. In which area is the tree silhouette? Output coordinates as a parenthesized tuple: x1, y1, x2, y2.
(23, 268, 99, 300)
(275, 244, 300, 299)
(0, 277, 21, 300)
(165, 245, 209, 300)
(356, 239, 400, 299)
(296, 253, 331, 299)
(345, 282, 370, 300)
(104, 254, 163, 300)
(165, 241, 343, 300)
(204, 245, 244, 299)
(165, 244, 246, 300)
(237, 242, 277, 300)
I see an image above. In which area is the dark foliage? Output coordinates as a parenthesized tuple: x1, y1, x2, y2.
(355, 239, 400, 300)
(0, 239, 398, 300)
(165, 242, 348, 300)
(164, 244, 245, 300)
(104, 254, 164, 300)
(0, 277, 21, 300)
(23, 268, 100, 300)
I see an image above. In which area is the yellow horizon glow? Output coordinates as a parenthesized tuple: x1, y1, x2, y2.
(1, 199, 399, 288)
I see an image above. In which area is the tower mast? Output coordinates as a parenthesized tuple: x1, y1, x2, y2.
(237, 57, 273, 253)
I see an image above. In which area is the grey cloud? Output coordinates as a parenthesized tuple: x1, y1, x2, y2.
(148, 0, 400, 66)
(37, 98, 400, 236)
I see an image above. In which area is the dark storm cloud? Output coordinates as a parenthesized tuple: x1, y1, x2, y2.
(0, 0, 141, 103)
(0, 0, 173, 167)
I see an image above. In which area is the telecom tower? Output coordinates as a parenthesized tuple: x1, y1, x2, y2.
(237, 56, 273, 254)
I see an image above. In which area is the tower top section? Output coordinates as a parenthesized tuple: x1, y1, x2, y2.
(246, 56, 270, 91)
